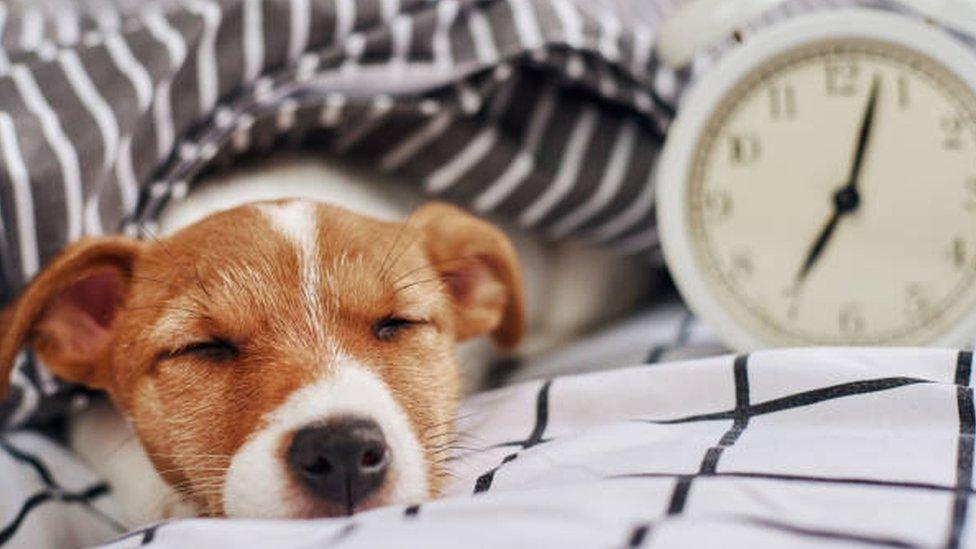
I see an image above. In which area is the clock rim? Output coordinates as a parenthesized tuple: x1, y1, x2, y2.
(656, 8, 976, 351)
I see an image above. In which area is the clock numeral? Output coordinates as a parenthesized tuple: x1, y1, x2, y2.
(905, 284, 930, 318)
(941, 114, 966, 150)
(965, 178, 976, 211)
(825, 59, 859, 96)
(786, 302, 800, 322)
(897, 74, 911, 109)
(728, 134, 761, 165)
(728, 250, 754, 280)
(782, 285, 801, 322)
(702, 189, 733, 223)
(948, 236, 969, 270)
(769, 82, 797, 120)
(839, 303, 865, 335)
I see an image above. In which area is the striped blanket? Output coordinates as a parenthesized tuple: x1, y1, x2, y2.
(0, 0, 692, 430)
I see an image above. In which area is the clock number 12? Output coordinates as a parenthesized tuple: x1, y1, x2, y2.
(825, 60, 859, 96)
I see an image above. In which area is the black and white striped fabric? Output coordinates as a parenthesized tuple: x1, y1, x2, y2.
(5, 340, 976, 548)
(0, 0, 701, 303)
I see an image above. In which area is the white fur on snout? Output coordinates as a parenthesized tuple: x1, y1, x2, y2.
(223, 361, 429, 518)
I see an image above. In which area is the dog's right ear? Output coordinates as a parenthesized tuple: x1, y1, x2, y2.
(409, 202, 525, 349)
(0, 237, 142, 397)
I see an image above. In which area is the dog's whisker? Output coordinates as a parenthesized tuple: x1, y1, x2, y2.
(377, 211, 415, 281)
(392, 276, 451, 295)
(428, 445, 485, 455)
(148, 453, 233, 459)
(379, 214, 426, 281)
(388, 254, 480, 286)
(154, 468, 229, 476)
(123, 304, 211, 318)
(423, 430, 486, 446)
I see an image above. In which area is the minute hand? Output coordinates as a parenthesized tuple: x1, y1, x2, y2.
(796, 76, 881, 283)
(845, 75, 882, 192)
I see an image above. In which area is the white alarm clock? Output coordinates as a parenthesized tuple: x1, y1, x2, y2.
(656, 2, 976, 350)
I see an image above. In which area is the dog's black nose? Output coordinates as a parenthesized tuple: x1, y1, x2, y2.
(287, 417, 389, 511)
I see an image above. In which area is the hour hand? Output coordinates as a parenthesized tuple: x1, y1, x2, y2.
(796, 210, 840, 283)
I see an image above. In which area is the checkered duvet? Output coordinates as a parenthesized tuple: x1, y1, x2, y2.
(4, 303, 976, 548)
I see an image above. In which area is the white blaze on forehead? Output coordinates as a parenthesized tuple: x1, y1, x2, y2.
(257, 199, 317, 246)
(256, 200, 324, 334)
(223, 361, 429, 518)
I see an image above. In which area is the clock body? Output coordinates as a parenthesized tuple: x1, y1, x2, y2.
(657, 9, 976, 350)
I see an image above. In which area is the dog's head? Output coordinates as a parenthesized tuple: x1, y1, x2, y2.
(0, 200, 524, 518)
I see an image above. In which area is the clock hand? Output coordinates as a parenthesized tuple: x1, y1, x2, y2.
(845, 75, 881, 195)
(795, 75, 881, 284)
(796, 198, 846, 282)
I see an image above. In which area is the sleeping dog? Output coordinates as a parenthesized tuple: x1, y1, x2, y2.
(0, 155, 648, 525)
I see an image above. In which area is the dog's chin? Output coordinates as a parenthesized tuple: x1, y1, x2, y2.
(214, 483, 402, 519)
(292, 492, 392, 519)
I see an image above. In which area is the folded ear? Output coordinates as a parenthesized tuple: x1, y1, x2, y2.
(0, 237, 142, 397)
(409, 202, 525, 349)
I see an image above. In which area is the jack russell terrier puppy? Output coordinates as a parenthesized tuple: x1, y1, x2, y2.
(0, 154, 648, 526)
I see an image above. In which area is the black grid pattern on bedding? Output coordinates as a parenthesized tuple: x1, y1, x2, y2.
(2, 348, 975, 547)
(467, 350, 976, 549)
(0, 434, 123, 546)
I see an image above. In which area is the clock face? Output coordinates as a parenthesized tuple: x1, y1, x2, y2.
(687, 38, 976, 345)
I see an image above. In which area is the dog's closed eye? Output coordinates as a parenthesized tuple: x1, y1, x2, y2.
(372, 316, 425, 342)
(166, 338, 240, 361)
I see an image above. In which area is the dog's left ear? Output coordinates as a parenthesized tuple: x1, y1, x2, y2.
(0, 237, 142, 396)
(410, 202, 525, 349)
